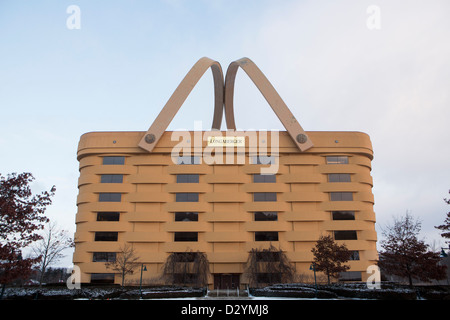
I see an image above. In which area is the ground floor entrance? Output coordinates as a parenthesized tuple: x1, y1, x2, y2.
(213, 274, 240, 290)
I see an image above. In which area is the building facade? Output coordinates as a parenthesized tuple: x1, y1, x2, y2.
(72, 57, 377, 288)
(73, 130, 377, 288)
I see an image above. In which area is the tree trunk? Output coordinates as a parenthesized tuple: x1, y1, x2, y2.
(39, 227, 52, 287)
(406, 264, 413, 287)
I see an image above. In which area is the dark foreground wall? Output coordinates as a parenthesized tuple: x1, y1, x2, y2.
(1, 285, 205, 300)
(2, 283, 450, 300)
(251, 283, 450, 300)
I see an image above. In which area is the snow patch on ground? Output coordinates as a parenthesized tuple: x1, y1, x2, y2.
(2, 283, 449, 300)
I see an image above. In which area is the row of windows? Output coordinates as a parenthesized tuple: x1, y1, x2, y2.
(94, 211, 354, 222)
(97, 174, 280, 184)
(250, 250, 360, 261)
(93, 231, 358, 242)
(90, 269, 362, 284)
(93, 231, 279, 242)
(98, 173, 351, 184)
(97, 192, 354, 202)
(95, 211, 279, 222)
(95, 211, 280, 222)
(92, 231, 279, 242)
(100, 156, 350, 166)
(93, 192, 280, 203)
(176, 174, 277, 183)
(91, 251, 360, 264)
(184, 232, 280, 242)
(91, 250, 360, 263)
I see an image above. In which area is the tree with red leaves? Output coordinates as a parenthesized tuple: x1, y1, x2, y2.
(378, 212, 447, 286)
(311, 235, 351, 285)
(0, 172, 55, 298)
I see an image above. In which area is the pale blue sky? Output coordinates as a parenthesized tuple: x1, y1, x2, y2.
(1, 0, 449, 267)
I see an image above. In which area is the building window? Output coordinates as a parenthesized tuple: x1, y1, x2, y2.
(174, 232, 198, 242)
(94, 232, 118, 242)
(171, 252, 198, 262)
(175, 212, 198, 222)
(251, 156, 276, 165)
(99, 193, 122, 202)
(255, 251, 281, 262)
(253, 174, 276, 183)
(101, 174, 123, 183)
(90, 273, 115, 284)
(326, 156, 348, 164)
(349, 251, 360, 261)
(330, 192, 353, 201)
(254, 212, 278, 221)
(175, 193, 199, 202)
(255, 232, 279, 241)
(328, 173, 351, 182)
(256, 273, 282, 284)
(176, 174, 199, 183)
(332, 211, 355, 220)
(339, 271, 362, 282)
(103, 156, 125, 165)
(93, 252, 116, 262)
(334, 230, 357, 240)
(177, 156, 200, 165)
(97, 212, 120, 221)
(253, 192, 277, 202)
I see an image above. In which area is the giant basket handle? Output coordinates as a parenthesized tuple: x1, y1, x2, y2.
(138, 57, 224, 152)
(224, 57, 313, 152)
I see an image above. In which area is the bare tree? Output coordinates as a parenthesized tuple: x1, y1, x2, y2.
(105, 244, 140, 286)
(162, 250, 210, 287)
(378, 212, 447, 286)
(245, 245, 295, 287)
(32, 221, 74, 286)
